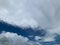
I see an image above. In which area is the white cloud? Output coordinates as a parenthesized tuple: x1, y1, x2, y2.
(0, 32, 41, 45)
(0, 0, 39, 29)
(42, 36, 55, 42)
(34, 35, 55, 42)
(0, 0, 60, 30)
(35, 36, 42, 41)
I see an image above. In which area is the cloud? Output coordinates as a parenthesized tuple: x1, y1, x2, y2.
(0, 32, 41, 45)
(42, 36, 55, 42)
(34, 35, 56, 42)
(35, 36, 42, 41)
(0, 0, 60, 30)
(0, 0, 39, 29)
(0, 0, 60, 43)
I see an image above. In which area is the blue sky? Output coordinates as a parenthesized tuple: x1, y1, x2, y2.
(0, 0, 60, 45)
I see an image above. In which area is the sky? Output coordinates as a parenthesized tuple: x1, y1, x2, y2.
(0, 0, 60, 45)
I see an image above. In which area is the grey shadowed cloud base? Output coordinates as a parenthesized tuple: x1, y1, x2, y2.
(0, 0, 60, 45)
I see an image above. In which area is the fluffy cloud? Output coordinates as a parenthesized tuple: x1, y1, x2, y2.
(0, 32, 41, 45)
